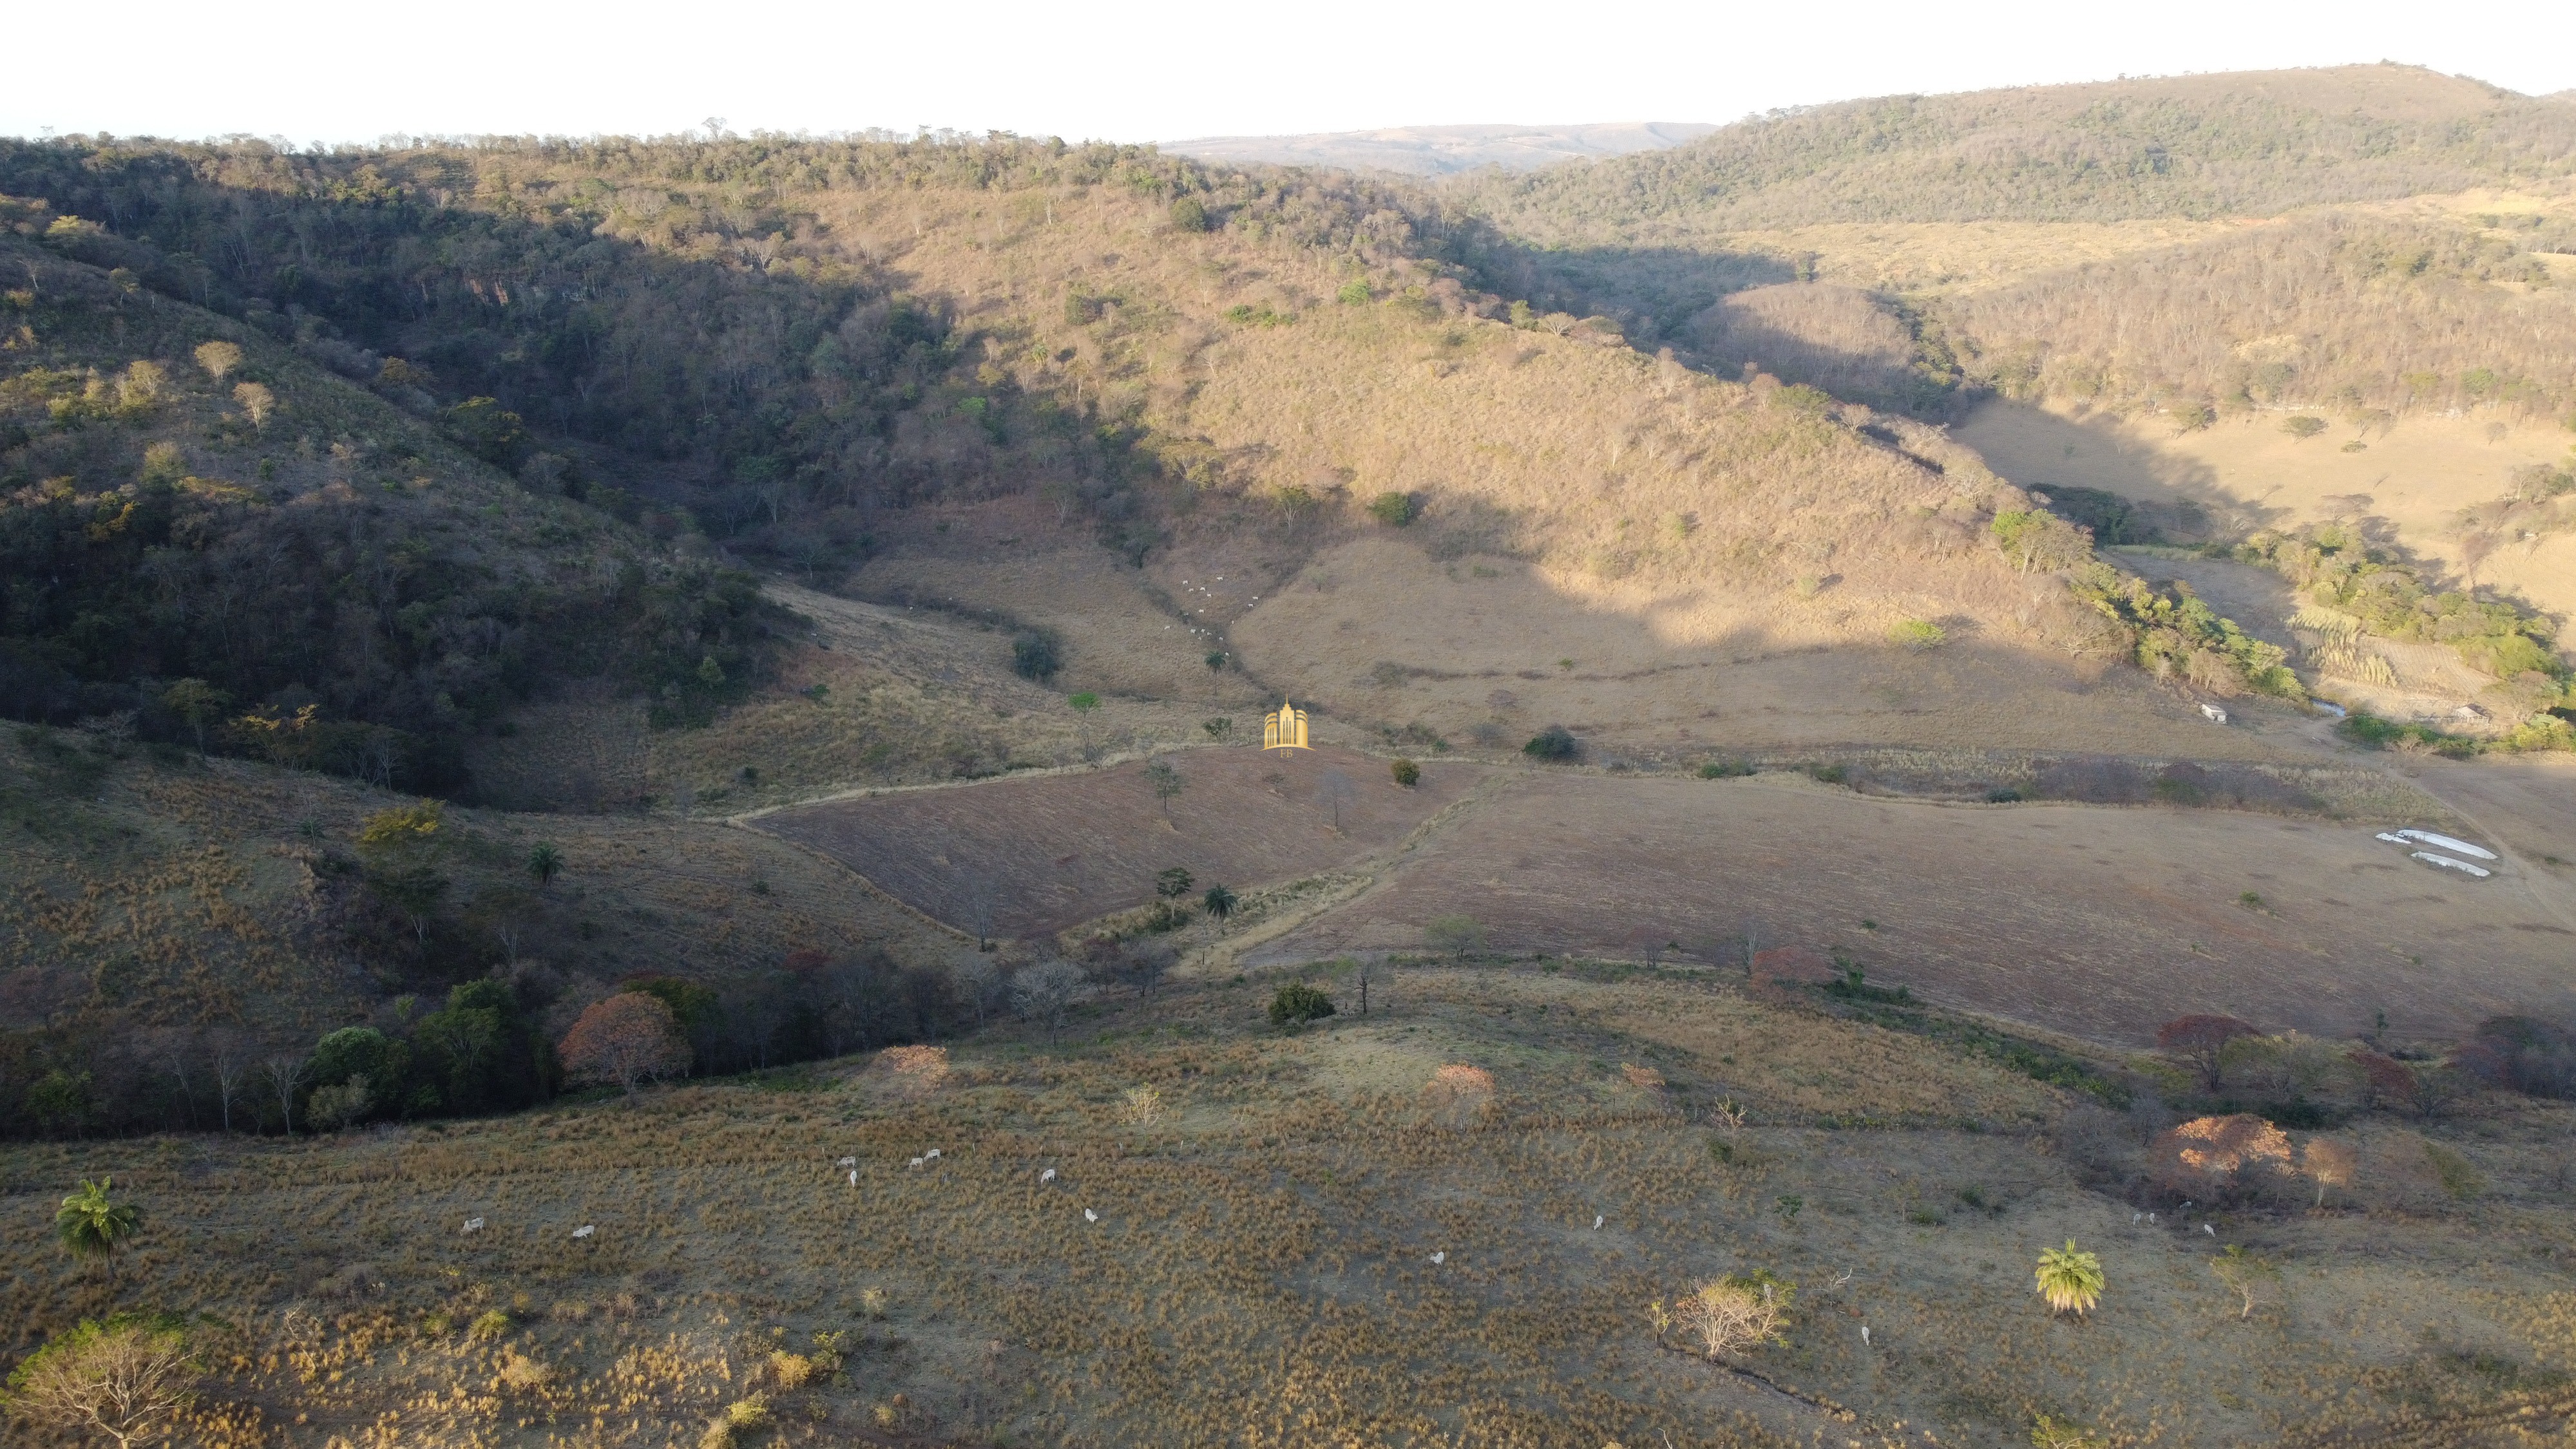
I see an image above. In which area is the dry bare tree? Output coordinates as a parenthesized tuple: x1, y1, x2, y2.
(1011, 960, 1091, 1041)
(3, 1314, 203, 1449)
(2302, 1138, 2358, 1208)
(260, 1052, 307, 1135)
(1661, 1277, 1789, 1360)
(2209, 1245, 2280, 1320)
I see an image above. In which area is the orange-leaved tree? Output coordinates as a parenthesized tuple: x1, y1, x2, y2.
(558, 994, 691, 1102)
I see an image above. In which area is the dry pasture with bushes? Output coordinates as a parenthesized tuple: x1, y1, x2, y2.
(8, 964, 2576, 1448)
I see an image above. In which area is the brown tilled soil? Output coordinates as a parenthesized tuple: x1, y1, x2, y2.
(1243, 772, 2576, 1046)
(752, 747, 1485, 937)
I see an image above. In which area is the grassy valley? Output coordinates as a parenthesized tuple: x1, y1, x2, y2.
(5, 63, 2576, 1449)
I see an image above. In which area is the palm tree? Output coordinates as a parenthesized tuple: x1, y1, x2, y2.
(57, 1178, 142, 1284)
(526, 842, 564, 889)
(2034, 1240, 2104, 1317)
(1202, 884, 1237, 925)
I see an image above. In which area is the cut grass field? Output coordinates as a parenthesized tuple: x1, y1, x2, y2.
(10, 963, 2576, 1448)
(1248, 772, 2575, 1047)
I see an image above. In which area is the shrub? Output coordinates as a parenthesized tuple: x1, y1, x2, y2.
(1011, 630, 1062, 681)
(1523, 726, 1578, 761)
(468, 1310, 512, 1342)
(1661, 1273, 1792, 1359)
(1390, 757, 1420, 787)
(1337, 279, 1372, 305)
(1169, 196, 1209, 232)
(2282, 415, 2328, 439)
(1366, 491, 1417, 526)
(1889, 618, 1947, 649)
(1698, 757, 1754, 778)
(1806, 762, 1848, 785)
(1269, 983, 1336, 1026)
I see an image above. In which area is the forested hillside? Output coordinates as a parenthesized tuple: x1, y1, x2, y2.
(1455, 65, 2576, 241)
(0, 208, 770, 790)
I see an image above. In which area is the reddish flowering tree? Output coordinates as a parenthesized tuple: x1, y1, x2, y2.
(558, 994, 691, 1101)
(2156, 1014, 2259, 1091)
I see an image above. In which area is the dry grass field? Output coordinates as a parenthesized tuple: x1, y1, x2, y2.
(9, 964, 2576, 1449)
(1246, 773, 2575, 1047)
(1956, 400, 2576, 623)
(754, 749, 1483, 938)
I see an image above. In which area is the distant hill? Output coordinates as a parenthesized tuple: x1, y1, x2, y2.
(1453, 65, 2576, 242)
(1163, 121, 1715, 175)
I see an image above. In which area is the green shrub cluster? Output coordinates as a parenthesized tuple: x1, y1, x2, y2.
(2231, 526, 2569, 691)
(2068, 564, 2302, 698)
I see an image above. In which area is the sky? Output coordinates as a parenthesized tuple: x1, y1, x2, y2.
(8, 0, 2573, 146)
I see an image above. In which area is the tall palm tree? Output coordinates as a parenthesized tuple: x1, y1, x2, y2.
(2034, 1240, 2104, 1317)
(57, 1178, 142, 1284)
(526, 842, 564, 889)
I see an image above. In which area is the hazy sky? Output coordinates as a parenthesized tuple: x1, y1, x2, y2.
(9, 0, 2573, 145)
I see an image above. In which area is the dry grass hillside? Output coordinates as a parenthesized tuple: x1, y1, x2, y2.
(10, 963, 2576, 1448)
(0, 724, 959, 1121)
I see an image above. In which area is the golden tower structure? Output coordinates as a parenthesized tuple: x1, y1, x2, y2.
(1262, 698, 1310, 755)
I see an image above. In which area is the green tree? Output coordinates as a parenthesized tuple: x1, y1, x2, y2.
(55, 1179, 141, 1283)
(1523, 726, 1578, 761)
(1339, 279, 1374, 306)
(526, 842, 564, 889)
(3, 1313, 202, 1449)
(1202, 716, 1233, 741)
(1169, 196, 1210, 232)
(1390, 757, 1420, 788)
(1156, 866, 1194, 900)
(1201, 884, 1237, 923)
(1269, 983, 1336, 1026)
(2035, 1240, 2104, 1316)
(1425, 914, 1485, 958)
(1069, 692, 1100, 759)
(26, 1070, 91, 1137)
(2281, 415, 2327, 440)
(443, 396, 531, 466)
(158, 679, 231, 752)
(1145, 759, 1185, 823)
(1011, 630, 1062, 681)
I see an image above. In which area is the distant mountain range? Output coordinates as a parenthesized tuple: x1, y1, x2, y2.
(1161, 121, 1716, 175)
